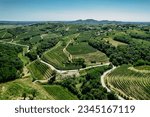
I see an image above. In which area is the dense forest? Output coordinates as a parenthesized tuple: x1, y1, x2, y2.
(0, 43, 23, 83)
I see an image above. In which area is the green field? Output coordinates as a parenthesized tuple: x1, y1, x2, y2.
(18, 52, 30, 66)
(41, 32, 61, 39)
(79, 65, 109, 76)
(30, 36, 42, 44)
(28, 60, 53, 80)
(73, 51, 109, 66)
(67, 42, 97, 55)
(104, 37, 127, 47)
(105, 65, 150, 100)
(43, 85, 78, 100)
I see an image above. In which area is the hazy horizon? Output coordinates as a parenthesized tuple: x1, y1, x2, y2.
(0, 0, 150, 22)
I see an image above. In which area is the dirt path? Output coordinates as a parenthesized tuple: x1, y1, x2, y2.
(66, 27, 70, 31)
(0, 40, 30, 53)
(63, 40, 73, 62)
(38, 55, 110, 79)
(63, 33, 80, 62)
(101, 66, 125, 100)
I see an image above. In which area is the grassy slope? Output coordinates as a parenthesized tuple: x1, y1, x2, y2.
(18, 53, 30, 66)
(104, 37, 127, 47)
(0, 78, 54, 100)
(43, 85, 78, 100)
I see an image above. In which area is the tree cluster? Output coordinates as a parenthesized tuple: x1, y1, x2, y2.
(37, 38, 59, 56)
(89, 39, 150, 66)
(0, 43, 23, 83)
(59, 65, 117, 100)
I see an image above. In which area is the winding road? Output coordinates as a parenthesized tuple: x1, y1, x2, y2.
(101, 66, 125, 100)
(1, 38, 125, 100)
(38, 55, 110, 78)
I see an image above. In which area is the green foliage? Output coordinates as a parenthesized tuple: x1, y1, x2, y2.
(37, 38, 59, 55)
(114, 33, 131, 44)
(0, 43, 23, 83)
(89, 38, 150, 66)
(26, 51, 37, 61)
(134, 59, 150, 66)
(77, 31, 94, 42)
(0, 30, 13, 40)
(72, 58, 86, 68)
(129, 30, 150, 41)
(59, 65, 117, 100)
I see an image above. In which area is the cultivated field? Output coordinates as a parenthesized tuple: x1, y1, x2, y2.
(43, 85, 78, 100)
(105, 65, 150, 100)
(28, 60, 53, 80)
(73, 51, 109, 66)
(67, 42, 97, 55)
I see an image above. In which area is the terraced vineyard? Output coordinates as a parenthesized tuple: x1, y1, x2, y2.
(43, 85, 78, 100)
(42, 34, 82, 70)
(28, 60, 53, 80)
(67, 42, 97, 55)
(42, 42, 70, 69)
(67, 42, 109, 65)
(105, 65, 150, 100)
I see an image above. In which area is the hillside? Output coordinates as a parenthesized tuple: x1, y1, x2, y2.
(0, 21, 150, 100)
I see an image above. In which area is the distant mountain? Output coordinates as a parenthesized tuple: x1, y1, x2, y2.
(65, 19, 150, 25)
(0, 19, 150, 25)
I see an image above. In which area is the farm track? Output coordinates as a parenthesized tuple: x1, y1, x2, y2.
(0, 40, 30, 53)
(39, 55, 110, 73)
(63, 40, 73, 62)
(63, 33, 80, 62)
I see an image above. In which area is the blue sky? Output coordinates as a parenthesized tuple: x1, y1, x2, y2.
(0, 0, 150, 21)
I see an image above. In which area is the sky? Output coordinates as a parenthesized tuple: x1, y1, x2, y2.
(0, 0, 150, 22)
